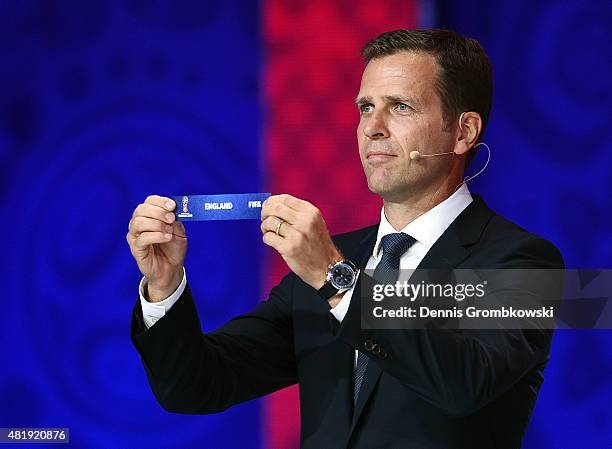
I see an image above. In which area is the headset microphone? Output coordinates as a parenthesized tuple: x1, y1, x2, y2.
(410, 143, 491, 187)
(409, 150, 455, 160)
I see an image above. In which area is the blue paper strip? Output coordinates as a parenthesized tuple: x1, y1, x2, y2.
(172, 193, 271, 221)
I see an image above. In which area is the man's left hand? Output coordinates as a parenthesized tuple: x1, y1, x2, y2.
(261, 194, 342, 290)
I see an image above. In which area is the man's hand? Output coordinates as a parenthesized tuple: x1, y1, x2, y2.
(126, 195, 188, 302)
(261, 194, 342, 290)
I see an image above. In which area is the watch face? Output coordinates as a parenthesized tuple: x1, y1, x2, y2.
(330, 262, 356, 289)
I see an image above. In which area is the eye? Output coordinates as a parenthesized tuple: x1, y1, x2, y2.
(359, 104, 374, 114)
(396, 102, 411, 112)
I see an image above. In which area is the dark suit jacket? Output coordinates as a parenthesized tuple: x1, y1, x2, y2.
(131, 194, 564, 449)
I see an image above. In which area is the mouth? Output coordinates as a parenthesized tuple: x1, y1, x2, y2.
(366, 152, 398, 165)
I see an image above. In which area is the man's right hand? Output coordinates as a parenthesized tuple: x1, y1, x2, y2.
(127, 195, 188, 302)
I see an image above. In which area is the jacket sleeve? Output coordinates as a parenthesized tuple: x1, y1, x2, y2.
(333, 235, 564, 416)
(131, 272, 298, 414)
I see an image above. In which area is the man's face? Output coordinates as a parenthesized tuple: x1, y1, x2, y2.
(356, 51, 456, 201)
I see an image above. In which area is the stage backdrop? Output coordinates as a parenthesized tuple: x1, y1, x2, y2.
(1, 1, 609, 448)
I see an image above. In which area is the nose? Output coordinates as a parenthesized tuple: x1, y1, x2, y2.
(363, 110, 390, 139)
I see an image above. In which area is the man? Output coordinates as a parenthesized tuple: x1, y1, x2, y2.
(128, 29, 563, 448)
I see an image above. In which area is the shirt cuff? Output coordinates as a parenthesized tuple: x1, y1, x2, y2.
(329, 271, 360, 323)
(139, 268, 187, 329)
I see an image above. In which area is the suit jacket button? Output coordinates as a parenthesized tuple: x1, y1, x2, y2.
(364, 339, 374, 351)
(371, 343, 381, 355)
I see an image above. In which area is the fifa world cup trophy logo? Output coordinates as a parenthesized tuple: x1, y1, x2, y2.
(182, 196, 189, 214)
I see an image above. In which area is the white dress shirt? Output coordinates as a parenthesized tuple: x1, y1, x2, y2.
(140, 185, 473, 336)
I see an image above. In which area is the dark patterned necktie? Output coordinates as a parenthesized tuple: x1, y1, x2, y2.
(353, 232, 417, 405)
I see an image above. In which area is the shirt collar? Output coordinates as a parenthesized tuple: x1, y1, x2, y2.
(373, 184, 473, 257)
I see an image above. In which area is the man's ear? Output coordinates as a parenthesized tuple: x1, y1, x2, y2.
(453, 111, 482, 155)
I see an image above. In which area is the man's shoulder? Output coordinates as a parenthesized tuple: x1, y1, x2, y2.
(465, 196, 564, 269)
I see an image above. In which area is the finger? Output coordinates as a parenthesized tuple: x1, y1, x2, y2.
(263, 194, 304, 212)
(262, 230, 286, 251)
(260, 216, 297, 238)
(260, 216, 294, 237)
(261, 199, 302, 222)
(144, 195, 176, 211)
(133, 203, 176, 224)
(129, 216, 174, 237)
(276, 194, 313, 212)
(133, 231, 173, 249)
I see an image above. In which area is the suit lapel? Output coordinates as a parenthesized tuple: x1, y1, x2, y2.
(416, 228, 469, 269)
(347, 194, 495, 435)
(346, 226, 383, 432)
(416, 194, 493, 270)
(350, 355, 382, 433)
(354, 225, 378, 270)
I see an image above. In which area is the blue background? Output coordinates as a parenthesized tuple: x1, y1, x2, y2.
(439, 1, 612, 447)
(1, 1, 610, 448)
(1, 1, 263, 448)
